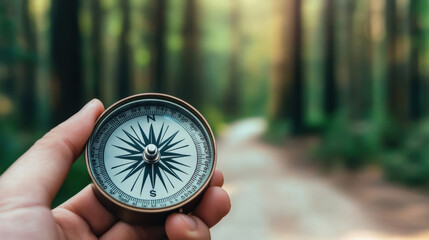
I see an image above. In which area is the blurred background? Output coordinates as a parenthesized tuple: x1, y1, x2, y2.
(2, 0, 429, 239)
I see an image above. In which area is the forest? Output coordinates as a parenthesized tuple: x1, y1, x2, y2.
(1, 0, 429, 208)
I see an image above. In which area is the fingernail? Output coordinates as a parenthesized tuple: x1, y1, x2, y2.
(80, 99, 97, 112)
(179, 214, 197, 231)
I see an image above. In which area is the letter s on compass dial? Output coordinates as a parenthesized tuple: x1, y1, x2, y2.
(85, 93, 216, 224)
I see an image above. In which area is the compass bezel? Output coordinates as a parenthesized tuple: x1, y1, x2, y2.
(85, 93, 217, 224)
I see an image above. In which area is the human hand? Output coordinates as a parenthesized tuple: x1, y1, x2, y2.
(0, 99, 231, 240)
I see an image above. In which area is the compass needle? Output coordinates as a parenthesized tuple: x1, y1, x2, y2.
(111, 161, 134, 169)
(162, 158, 190, 168)
(162, 152, 190, 158)
(162, 138, 185, 152)
(131, 167, 144, 192)
(159, 130, 179, 149)
(130, 126, 143, 143)
(115, 161, 140, 177)
(168, 144, 189, 152)
(86, 93, 216, 224)
(158, 162, 182, 181)
(150, 164, 156, 189)
(113, 144, 140, 155)
(115, 153, 142, 161)
(162, 168, 175, 188)
(156, 122, 165, 145)
(140, 163, 150, 195)
(148, 124, 156, 144)
(154, 166, 168, 192)
(160, 125, 169, 143)
(163, 162, 187, 176)
(138, 122, 150, 146)
(116, 135, 141, 152)
(121, 129, 144, 151)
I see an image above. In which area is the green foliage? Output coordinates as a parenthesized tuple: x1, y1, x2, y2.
(316, 114, 429, 186)
(201, 105, 227, 136)
(381, 120, 429, 186)
(263, 119, 290, 144)
(316, 113, 382, 169)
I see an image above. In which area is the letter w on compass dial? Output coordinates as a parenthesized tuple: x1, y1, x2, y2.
(111, 122, 190, 194)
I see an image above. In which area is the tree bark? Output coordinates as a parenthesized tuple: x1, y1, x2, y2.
(51, 0, 83, 124)
(91, 0, 103, 99)
(20, 0, 37, 129)
(150, 0, 167, 93)
(323, 0, 337, 116)
(289, 0, 304, 134)
(178, 0, 200, 108)
(386, 0, 410, 123)
(409, 0, 421, 120)
(116, 0, 131, 99)
(224, 0, 241, 117)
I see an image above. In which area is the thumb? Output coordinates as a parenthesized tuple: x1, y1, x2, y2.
(0, 99, 104, 206)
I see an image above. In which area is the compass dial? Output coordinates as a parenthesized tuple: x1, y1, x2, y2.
(86, 94, 216, 223)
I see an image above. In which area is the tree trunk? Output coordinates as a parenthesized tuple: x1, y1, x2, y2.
(350, 0, 371, 120)
(386, 0, 410, 124)
(409, 0, 422, 120)
(289, 0, 304, 134)
(20, 0, 37, 129)
(323, 0, 337, 116)
(178, 0, 200, 108)
(150, 0, 167, 93)
(91, 0, 103, 99)
(51, 0, 83, 124)
(224, 0, 241, 117)
(335, 0, 354, 116)
(116, 0, 131, 99)
(269, 0, 303, 135)
(269, 0, 291, 123)
(369, 0, 387, 125)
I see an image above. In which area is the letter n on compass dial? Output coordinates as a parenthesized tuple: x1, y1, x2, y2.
(104, 115, 197, 200)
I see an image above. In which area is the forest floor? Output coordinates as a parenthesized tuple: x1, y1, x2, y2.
(211, 118, 429, 240)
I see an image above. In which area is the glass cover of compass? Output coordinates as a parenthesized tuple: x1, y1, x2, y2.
(85, 93, 216, 222)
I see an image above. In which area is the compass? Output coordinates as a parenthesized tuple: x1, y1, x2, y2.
(85, 93, 216, 224)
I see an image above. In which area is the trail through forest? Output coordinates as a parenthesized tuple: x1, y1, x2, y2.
(212, 118, 429, 240)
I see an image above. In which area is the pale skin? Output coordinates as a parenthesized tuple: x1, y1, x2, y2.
(0, 99, 231, 240)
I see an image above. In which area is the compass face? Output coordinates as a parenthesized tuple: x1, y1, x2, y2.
(87, 95, 215, 211)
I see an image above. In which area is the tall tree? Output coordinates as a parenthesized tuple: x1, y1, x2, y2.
(270, 0, 290, 124)
(334, 0, 354, 116)
(0, 1, 17, 102)
(269, 0, 303, 134)
(323, 0, 337, 117)
(116, 0, 131, 99)
(289, 0, 304, 134)
(51, 0, 83, 124)
(369, 0, 388, 125)
(416, 0, 429, 117)
(178, 0, 200, 108)
(91, 0, 103, 99)
(349, 0, 371, 120)
(409, 0, 422, 120)
(20, 0, 37, 129)
(150, 0, 167, 92)
(386, 0, 410, 123)
(224, 0, 241, 117)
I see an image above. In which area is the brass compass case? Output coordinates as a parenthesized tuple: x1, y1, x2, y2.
(85, 93, 217, 225)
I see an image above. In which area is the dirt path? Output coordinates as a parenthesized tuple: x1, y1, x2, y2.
(211, 118, 429, 240)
